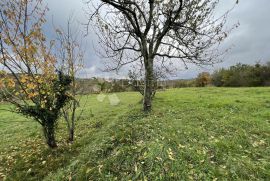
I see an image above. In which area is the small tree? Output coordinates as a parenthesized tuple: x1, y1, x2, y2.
(196, 72, 211, 87)
(128, 69, 146, 96)
(211, 68, 226, 87)
(0, 0, 71, 148)
(55, 17, 85, 143)
(87, 0, 238, 112)
(128, 64, 168, 98)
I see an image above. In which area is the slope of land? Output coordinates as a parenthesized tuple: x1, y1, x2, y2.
(0, 88, 269, 180)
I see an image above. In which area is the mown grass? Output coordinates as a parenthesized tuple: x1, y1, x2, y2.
(0, 88, 270, 180)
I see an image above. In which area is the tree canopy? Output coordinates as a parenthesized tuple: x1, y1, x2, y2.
(87, 0, 238, 111)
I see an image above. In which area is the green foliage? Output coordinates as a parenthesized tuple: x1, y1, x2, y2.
(212, 62, 270, 87)
(19, 72, 71, 121)
(18, 71, 72, 148)
(0, 88, 269, 180)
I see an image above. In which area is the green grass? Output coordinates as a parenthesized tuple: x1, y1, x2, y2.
(0, 88, 270, 180)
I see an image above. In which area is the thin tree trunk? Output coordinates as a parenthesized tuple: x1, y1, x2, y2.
(69, 85, 76, 142)
(68, 128, 74, 142)
(143, 59, 154, 112)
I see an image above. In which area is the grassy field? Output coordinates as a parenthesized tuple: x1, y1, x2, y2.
(0, 88, 270, 180)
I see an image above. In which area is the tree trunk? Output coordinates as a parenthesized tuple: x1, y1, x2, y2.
(143, 60, 154, 112)
(43, 123, 57, 148)
(68, 128, 74, 142)
(68, 97, 76, 143)
(47, 134, 57, 148)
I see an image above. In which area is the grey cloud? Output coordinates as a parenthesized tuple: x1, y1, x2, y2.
(217, 0, 270, 67)
(43, 0, 270, 79)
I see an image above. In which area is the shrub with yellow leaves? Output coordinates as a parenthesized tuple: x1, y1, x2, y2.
(0, 0, 72, 148)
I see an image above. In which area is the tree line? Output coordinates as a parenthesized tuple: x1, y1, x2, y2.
(195, 62, 270, 87)
(211, 62, 270, 87)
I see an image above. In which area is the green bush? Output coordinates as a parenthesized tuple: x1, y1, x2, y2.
(212, 62, 270, 87)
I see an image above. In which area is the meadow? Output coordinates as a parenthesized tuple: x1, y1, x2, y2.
(0, 88, 269, 180)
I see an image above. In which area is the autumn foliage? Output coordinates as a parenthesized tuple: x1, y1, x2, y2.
(196, 72, 211, 87)
(0, 0, 72, 148)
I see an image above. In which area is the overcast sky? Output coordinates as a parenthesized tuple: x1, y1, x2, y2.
(44, 0, 270, 79)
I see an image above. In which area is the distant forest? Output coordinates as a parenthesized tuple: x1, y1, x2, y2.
(1, 62, 270, 98)
(74, 62, 270, 94)
(211, 62, 270, 87)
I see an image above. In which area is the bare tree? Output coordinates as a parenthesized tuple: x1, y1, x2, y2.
(55, 16, 85, 143)
(128, 63, 169, 98)
(87, 0, 238, 112)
